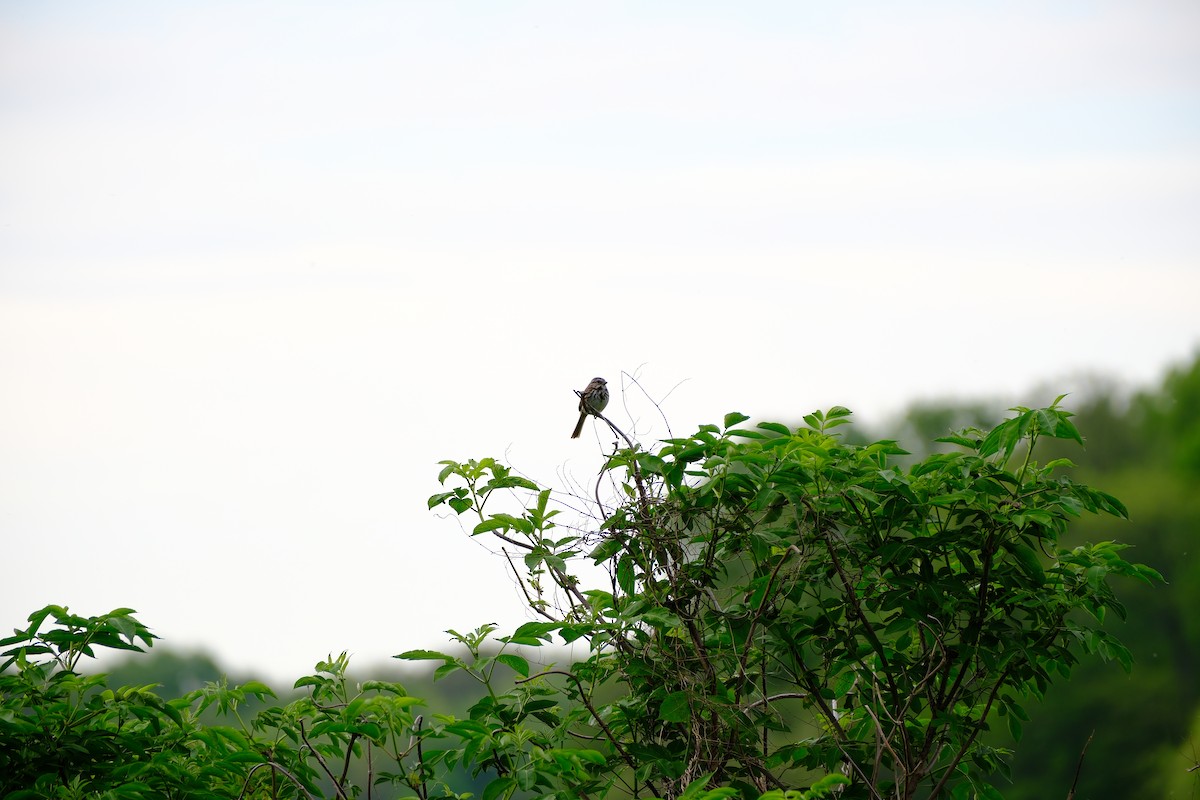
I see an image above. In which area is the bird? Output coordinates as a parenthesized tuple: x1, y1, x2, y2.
(571, 377, 609, 439)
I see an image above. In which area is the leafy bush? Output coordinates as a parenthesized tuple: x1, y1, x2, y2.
(423, 399, 1159, 799)
(1, 400, 1160, 799)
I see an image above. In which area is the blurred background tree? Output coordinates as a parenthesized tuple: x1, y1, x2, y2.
(876, 352, 1200, 798)
(998, 353, 1200, 799)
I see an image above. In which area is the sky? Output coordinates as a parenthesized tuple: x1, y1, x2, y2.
(2, 1, 1198, 683)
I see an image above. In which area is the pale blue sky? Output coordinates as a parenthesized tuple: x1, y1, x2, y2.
(2, 1, 1198, 681)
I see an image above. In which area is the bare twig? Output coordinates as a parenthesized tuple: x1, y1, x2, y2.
(1066, 730, 1094, 800)
(620, 368, 685, 440)
(600, 413, 635, 451)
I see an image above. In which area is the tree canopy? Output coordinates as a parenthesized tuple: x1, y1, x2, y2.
(2, 391, 1169, 799)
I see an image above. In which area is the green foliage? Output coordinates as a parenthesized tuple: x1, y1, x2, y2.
(1, 399, 1160, 799)
(1, 608, 430, 799)
(978, 356, 1200, 799)
(1136, 353, 1200, 476)
(0, 606, 192, 799)
(424, 399, 1158, 798)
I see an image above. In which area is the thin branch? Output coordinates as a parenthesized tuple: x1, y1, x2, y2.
(414, 715, 428, 800)
(339, 732, 360, 788)
(926, 660, 1015, 800)
(237, 761, 318, 800)
(741, 691, 808, 710)
(549, 562, 590, 608)
(488, 529, 535, 551)
(791, 664, 885, 800)
(593, 465, 608, 521)
(594, 409, 635, 450)
(859, 689, 907, 790)
(810, 506, 907, 733)
(503, 548, 557, 621)
(299, 719, 350, 800)
(869, 661, 919, 775)
(575, 387, 652, 524)
(737, 545, 800, 681)
(618, 367, 674, 435)
(680, 613, 718, 690)
(761, 653, 769, 760)
(1066, 731, 1094, 800)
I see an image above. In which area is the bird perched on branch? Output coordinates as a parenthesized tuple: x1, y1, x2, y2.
(571, 377, 609, 439)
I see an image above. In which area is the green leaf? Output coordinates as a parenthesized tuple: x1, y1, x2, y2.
(427, 491, 456, 509)
(747, 576, 771, 610)
(723, 411, 751, 428)
(508, 621, 562, 643)
(1007, 712, 1023, 741)
(1037, 406, 1083, 445)
(980, 415, 1023, 462)
(27, 605, 63, 636)
(494, 653, 530, 677)
(486, 475, 541, 492)
(757, 422, 791, 436)
(726, 427, 767, 440)
(929, 490, 977, 507)
(394, 649, 452, 662)
(1002, 541, 1046, 585)
(1094, 489, 1129, 519)
(808, 774, 852, 795)
(589, 537, 625, 563)
(1133, 563, 1164, 584)
(433, 662, 462, 681)
(831, 669, 857, 699)
(239, 680, 275, 699)
(659, 690, 692, 722)
(616, 556, 636, 595)
(1012, 508, 1055, 528)
(637, 453, 667, 475)
(482, 775, 516, 800)
(936, 432, 979, 448)
(823, 406, 853, 428)
(473, 515, 517, 535)
(559, 624, 591, 643)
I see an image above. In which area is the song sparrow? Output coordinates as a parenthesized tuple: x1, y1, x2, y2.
(571, 377, 609, 439)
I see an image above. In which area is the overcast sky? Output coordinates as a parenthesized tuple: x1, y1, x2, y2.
(2, 1, 1198, 682)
